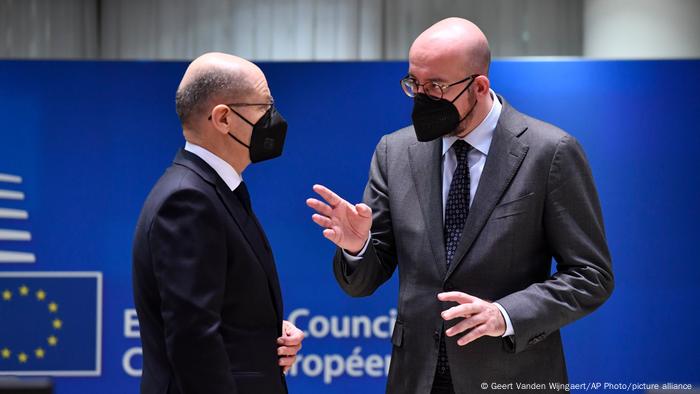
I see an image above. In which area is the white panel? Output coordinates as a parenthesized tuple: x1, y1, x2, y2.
(253, 0, 275, 59)
(294, 0, 315, 59)
(357, 0, 383, 59)
(0, 0, 98, 59)
(312, 0, 337, 60)
(0, 208, 28, 220)
(0, 189, 24, 200)
(0, 229, 31, 241)
(2, 0, 587, 60)
(270, 0, 299, 60)
(231, 0, 257, 60)
(334, 0, 359, 59)
(0, 251, 36, 263)
(584, 0, 700, 58)
(0, 173, 22, 183)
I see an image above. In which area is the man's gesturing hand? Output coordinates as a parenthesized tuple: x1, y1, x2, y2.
(438, 292, 506, 346)
(306, 184, 372, 255)
(277, 320, 304, 374)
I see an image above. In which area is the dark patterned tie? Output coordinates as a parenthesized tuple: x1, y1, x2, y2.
(444, 140, 471, 270)
(434, 140, 471, 393)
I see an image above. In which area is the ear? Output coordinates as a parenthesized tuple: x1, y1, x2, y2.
(210, 104, 232, 136)
(474, 75, 491, 96)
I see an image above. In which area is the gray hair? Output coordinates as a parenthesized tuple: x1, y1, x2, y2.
(175, 69, 251, 126)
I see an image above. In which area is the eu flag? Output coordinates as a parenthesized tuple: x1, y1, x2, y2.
(0, 272, 101, 376)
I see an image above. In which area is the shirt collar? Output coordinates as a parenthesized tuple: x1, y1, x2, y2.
(442, 89, 502, 156)
(184, 141, 242, 191)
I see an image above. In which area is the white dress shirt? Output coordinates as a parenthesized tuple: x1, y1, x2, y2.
(345, 90, 514, 337)
(184, 142, 243, 191)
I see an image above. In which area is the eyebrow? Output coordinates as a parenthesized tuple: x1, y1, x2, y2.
(407, 73, 447, 84)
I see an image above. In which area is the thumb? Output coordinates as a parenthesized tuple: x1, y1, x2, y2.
(355, 203, 372, 218)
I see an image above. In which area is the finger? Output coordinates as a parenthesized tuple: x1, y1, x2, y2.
(278, 355, 296, 367)
(441, 303, 482, 321)
(457, 324, 488, 346)
(445, 314, 487, 337)
(355, 203, 372, 218)
(323, 228, 339, 243)
(312, 213, 333, 228)
(437, 291, 476, 304)
(286, 329, 305, 344)
(282, 320, 292, 334)
(306, 198, 333, 217)
(278, 333, 304, 346)
(313, 184, 342, 207)
(277, 345, 301, 356)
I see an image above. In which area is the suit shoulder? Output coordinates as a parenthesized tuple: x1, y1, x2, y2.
(136, 164, 216, 230)
(515, 111, 590, 168)
(382, 125, 418, 148)
(520, 113, 575, 147)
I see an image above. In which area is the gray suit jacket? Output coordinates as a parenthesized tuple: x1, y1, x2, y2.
(333, 97, 614, 393)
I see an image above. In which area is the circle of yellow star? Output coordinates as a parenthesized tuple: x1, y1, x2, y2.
(52, 318, 63, 330)
(1, 348, 10, 359)
(18, 352, 28, 363)
(36, 289, 46, 301)
(35, 348, 45, 359)
(47, 336, 58, 347)
(19, 285, 29, 296)
(1, 290, 11, 301)
(48, 302, 58, 313)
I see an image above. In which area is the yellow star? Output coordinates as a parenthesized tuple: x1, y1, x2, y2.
(35, 348, 45, 359)
(52, 318, 63, 330)
(18, 352, 28, 363)
(48, 302, 58, 313)
(47, 336, 58, 347)
(1, 348, 10, 359)
(19, 285, 29, 296)
(36, 289, 46, 301)
(1, 290, 10, 301)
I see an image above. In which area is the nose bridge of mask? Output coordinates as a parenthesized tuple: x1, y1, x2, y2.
(411, 78, 476, 143)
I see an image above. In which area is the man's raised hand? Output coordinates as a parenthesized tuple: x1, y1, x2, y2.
(306, 184, 372, 254)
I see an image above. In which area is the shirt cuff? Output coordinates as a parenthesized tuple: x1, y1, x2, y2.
(493, 302, 515, 337)
(341, 233, 371, 261)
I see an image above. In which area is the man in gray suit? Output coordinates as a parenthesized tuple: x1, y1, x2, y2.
(307, 17, 614, 394)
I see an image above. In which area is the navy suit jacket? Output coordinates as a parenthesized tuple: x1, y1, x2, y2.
(132, 149, 286, 394)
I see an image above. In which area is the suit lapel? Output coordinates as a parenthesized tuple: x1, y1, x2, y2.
(215, 181, 284, 323)
(445, 102, 530, 280)
(173, 149, 283, 324)
(408, 138, 447, 278)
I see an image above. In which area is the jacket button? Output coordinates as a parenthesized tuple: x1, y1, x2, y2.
(433, 330, 440, 343)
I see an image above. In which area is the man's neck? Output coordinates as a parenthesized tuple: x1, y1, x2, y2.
(184, 132, 248, 175)
(455, 93, 494, 138)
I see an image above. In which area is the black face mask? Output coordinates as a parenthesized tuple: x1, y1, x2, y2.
(228, 105, 288, 163)
(411, 77, 478, 142)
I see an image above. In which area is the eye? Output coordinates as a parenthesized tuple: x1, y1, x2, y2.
(425, 82, 444, 99)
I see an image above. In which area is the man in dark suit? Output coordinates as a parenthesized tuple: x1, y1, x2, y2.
(307, 18, 614, 393)
(133, 52, 303, 394)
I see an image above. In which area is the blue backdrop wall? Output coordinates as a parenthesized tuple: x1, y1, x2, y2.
(0, 59, 698, 393)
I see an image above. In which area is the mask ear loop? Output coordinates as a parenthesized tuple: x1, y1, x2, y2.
(453, 76, 479, 123)
(228, 132, 250, 149)
(226, 107, 255, 149)
(449, 75, 477, 104)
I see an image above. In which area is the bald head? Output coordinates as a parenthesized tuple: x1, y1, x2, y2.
(175, 52, 270, 128)
(409, 17, 491, 77)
